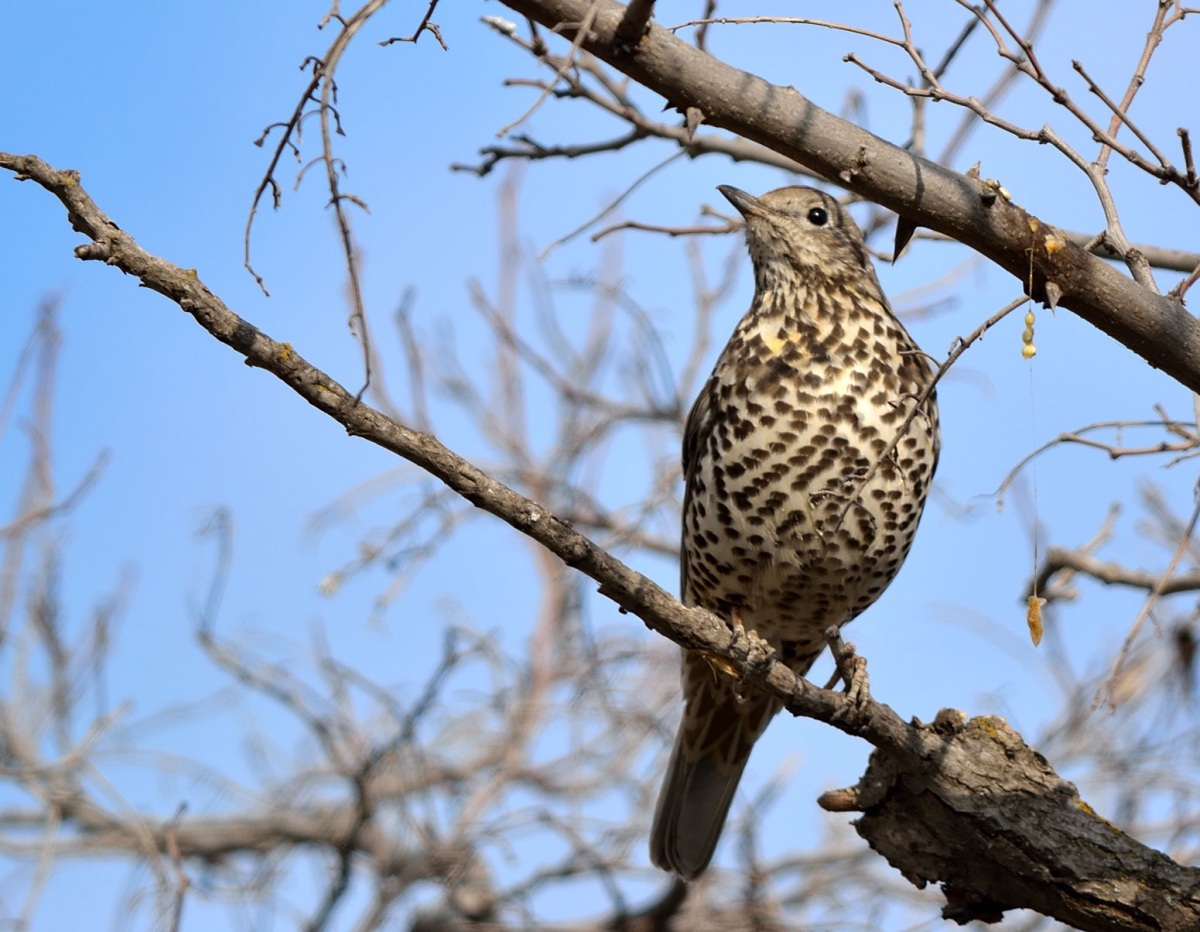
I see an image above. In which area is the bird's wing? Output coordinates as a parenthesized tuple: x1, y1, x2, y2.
(679, 376, 714, 604)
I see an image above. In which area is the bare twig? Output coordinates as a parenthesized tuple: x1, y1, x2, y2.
(539, 149, 684, 258)
(245, 0, 420, 400)
(1091, 0, 1172, 169)
(451, 126, 649, 177)
(967, 0, 1200, 204)
(1170, 261, 1200, 303)
(666, 15, 903, 48)
(591, 214, 736, 242)
(996, 417, 1200, 509)
(494, 0, 603, 138)
(379, 0, 448, 50)
(1099, 489, 1200, 710)
(692, 0, 716, 51)
(1073, 60, 1169, 171)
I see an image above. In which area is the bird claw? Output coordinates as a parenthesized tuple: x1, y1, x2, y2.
(823, 626, 871, 716)
(738, 631, 777, 682)
(841, 654, 870, 709)
(730, 607, 776, 699)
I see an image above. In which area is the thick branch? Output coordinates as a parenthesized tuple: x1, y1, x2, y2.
(846, 714, 1200, 930)
(496, 0, 1200, 393)
(4, 150, 1200, 929)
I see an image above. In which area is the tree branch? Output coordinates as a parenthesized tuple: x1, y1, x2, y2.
(493, 0, 1200, 393)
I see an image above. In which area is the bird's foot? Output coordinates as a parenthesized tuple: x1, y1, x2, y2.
(823, 625, 870, 714)
(730, 607, 776, 700)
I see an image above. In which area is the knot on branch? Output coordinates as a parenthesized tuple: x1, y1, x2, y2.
(847, 713, 1200, 929)
(74, 241, 114, 263)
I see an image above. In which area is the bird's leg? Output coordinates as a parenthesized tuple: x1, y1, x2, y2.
(823, 625, 870, 712)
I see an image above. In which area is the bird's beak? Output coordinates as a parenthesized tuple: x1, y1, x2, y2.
(717, 184, 765, 219)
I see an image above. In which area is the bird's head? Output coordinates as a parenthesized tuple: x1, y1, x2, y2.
(718, 185, 877, 293)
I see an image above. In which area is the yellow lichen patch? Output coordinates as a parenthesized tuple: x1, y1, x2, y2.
(1078, 800, 1124, 833)
(279, 342, 293, 361)
(969, 716, 1002, 740)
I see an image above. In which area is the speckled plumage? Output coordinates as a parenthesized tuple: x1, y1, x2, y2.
(650, 185, 940, 880)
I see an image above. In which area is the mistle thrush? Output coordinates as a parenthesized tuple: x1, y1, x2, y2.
(650, 185, 941, 879)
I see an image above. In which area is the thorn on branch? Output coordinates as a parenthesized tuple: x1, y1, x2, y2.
(1043, 280, 1062, 310)
(893, 215, 918, 261)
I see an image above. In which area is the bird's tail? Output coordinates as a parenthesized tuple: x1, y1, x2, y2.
(650, 651, 781, 880)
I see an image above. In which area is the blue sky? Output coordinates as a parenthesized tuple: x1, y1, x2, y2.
(4, 2, 1200, 928)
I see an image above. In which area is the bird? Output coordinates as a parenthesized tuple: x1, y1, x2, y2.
(649, 184, 941, 880)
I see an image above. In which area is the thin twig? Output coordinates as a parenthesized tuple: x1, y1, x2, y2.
(1073, 60, 1169, 171)
(591, 214, 736, 242)
(995, 418, 1200, 509)
(666, 15, 903, 48)
(538, 149, 684, 258)
(1098, 488, 1200, 710)
(379, 0, 447, 50)
(245, 0, 410, 398)
(1092, 0, 1171, 169)
(495, 0, 603, 138)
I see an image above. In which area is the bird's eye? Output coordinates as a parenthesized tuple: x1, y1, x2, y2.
(807, 207, 829, 226)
